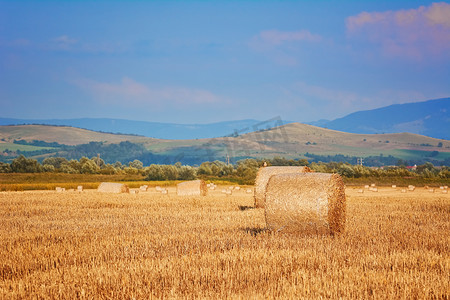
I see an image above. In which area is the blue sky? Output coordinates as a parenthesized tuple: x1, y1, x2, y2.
(1, 0, 449, 124)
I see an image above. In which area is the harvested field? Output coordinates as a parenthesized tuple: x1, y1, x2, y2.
(0, 186, 448, 298)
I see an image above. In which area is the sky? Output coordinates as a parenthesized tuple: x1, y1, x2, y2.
(1, 0, 449, 124)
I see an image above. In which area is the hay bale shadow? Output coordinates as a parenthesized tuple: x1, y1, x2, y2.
(241, 227, 268, 237)
(238, 205, 255, 211)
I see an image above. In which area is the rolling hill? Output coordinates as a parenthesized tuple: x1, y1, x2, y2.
(1, 98, 448, 140)
(0, 118, 289, 140)
(1, 123, 449, 166)
(0, 125, 158, 146)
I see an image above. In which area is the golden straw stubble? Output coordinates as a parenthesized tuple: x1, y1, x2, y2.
(254, 166, 312, 208)
(265, 172, 346, 235)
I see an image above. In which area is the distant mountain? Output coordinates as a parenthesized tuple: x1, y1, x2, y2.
(2, 98, 448, 140)
(0, 118, 291, 140)
(320, 98, 450, 140)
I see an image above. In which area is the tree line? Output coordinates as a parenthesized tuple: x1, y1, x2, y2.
(3, 140, 449, 167)
(0, 155, 448, 184)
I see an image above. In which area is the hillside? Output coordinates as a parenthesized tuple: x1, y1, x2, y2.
(2, 98, 448, 140)
(0, 118, 289, 140)
(1, 123, 449, 166)
(144, 123, 450, 164)
(0, 125, 157, 146)
(322, 98, 450, 140)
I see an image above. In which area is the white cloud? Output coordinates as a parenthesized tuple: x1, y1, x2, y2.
(258, 30, 322, 46)
(72, 77, 222, 107)
(53, 35, 78, 45)
(249, 29, 322, 66)
(51, 35, 78, 50)
(346, 2, 450, 60)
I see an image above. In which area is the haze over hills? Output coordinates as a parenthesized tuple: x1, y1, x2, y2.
(1, 123, 449, 166)
(0, 118, 289, 140)
(319, 98, 450, 140)
(1, 98, 448, 140)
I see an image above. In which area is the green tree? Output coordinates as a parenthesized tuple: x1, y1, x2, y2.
(0, 162, 11, 173)
(100, 164, 119, 175)
(129, 159, 144, 169)
(235, 159, 259, 184)
(197, 162, 212, 176)
(92, 156, 105, 168)
(162, 165, 178, 180)
(337, 164, 355, 177)
(43, 164, 55, 172)
(178, 166, 196, 180)
(10, 155, 43, 173)
(42, 157, 69, 169)
(114, 161, 123, 169)
(60, 160, 81, 174)
(145, 165, 166, 180)
(80, 157, 100, 174)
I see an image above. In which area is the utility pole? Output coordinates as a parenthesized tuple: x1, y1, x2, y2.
(357, 157, 364, 166)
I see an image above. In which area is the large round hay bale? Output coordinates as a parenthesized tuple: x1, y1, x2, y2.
(254, 166, 312, 208)
(97, 182, 129, 193)
(265, 173, 346, 235)
(176, 180, 207, 196)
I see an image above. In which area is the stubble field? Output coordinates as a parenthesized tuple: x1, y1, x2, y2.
(0, 186, 448, 299)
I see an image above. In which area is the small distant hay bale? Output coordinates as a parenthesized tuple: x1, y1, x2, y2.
(161, 189, 168, 195)
(254, 166, 313, 208)
(370, 183, 376, 187)
(428, 189, 435, 193)
(97, 182, 129, 193)
(440, 186, 444, 190)
(155, 186, 162, 192)
(77, 185, 83, 192)
(176, 180, 207, 196)
(221, 189, 227, 194)
(140, 185, 148, 192)
(265, 173, 346, 235)
(401, 189, 407, 193)
(392, 185, 396, 188)
(408, 185, 415, 191)
(442, 189, 448, 194)
(246, 189, 253, 194)
(130, 189, 139, 195)
(372, 187, 378, 192)
(357, 189, 364, 193)
(444, 186, 448, 189)
(364, 185, 369, 189)
(225, 190, 232, 195)
(235, 186, 241, 190)
(56, 187, 65, 193)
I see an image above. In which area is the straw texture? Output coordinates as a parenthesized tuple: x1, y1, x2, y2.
(265, 173, 346, 235)
(176, 180, 207, 196)
(97, 182, 129, 193)
(254, 166, 312, 208)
